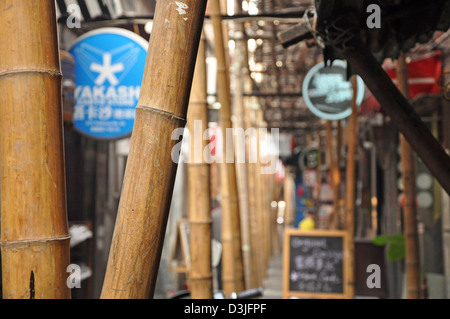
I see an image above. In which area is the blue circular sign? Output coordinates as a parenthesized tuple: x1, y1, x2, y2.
(302, 60, 364, 120)
(69, 28, 148, 139)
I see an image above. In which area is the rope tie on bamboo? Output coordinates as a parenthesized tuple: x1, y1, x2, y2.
(0, 235, 71, 248)
(136, 105, 186, 124)
(0, 69, 62, 78)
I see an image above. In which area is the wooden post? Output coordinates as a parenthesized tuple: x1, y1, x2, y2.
(101, 0, 207, 299)
(0, 0, 71, 299)
(187, 35, 213, 299)
(326, 121, 341, 229)
(210, 0, 245, 295)
(345, 76, 358, 299)
(315, 132, 323, 227)
(336, 121, 344, 229)
(341, 40, 450, 196)
(397, 53, 421, 299)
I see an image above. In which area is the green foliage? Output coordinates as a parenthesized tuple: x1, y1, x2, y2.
(372, 234, 406, 261)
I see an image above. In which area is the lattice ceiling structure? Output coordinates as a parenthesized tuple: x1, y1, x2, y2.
(56, 0, 450, 148)
(235, 0, 323, 147)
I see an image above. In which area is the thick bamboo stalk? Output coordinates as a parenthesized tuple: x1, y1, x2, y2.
(0, 0, 70, 299)
(210, 0, 245, 295)
(341, 40, 450, 196)
(187, 35, 213, 299)
(230, 5, 253, 289)
(345, 76, 358, 299)
(397, 54, 421, 299)
(101, 0, 207, 299)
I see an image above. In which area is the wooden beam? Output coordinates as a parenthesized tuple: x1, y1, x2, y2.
(345, 75, 358, 299)
(340, 40, 450, 196)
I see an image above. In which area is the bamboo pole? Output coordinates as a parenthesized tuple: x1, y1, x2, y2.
(0, 0, 70, 299)
(187, 35, 213, 299)
(245, 105, 263, 288)
(397, 53, 421, 299)
(283, 168, 295, 227)
(345, 76, 358, 299)
(101, 0, 207, 299)
(230, 16, 253, 291)
(210, 0, 245, 295)
(254, 123, 267, 278)
(255, 116, 271, 275)
(341, 40, 450, 196)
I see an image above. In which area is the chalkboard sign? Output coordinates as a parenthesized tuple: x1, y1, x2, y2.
(283, 229, 349, 298)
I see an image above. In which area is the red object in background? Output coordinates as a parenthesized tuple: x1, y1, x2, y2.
(360, 51, 443, 114)
(297, 185, 304, 197)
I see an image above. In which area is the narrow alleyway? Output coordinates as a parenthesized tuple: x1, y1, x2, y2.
(261, 254, 283, 299)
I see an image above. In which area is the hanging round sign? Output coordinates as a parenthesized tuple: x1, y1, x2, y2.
(69, 28, 148, 140)
(298, 147, 319, 171)
(302, 60, 365, 120)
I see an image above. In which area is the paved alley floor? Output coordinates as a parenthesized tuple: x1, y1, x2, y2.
(261, 253, 283, 299)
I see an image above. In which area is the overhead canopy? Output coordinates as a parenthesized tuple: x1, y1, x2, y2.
(314, 0, 450, 62)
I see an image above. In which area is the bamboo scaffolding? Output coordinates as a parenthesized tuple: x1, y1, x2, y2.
(341, 40, 450, 196)
(397, 54, 421, 299)
(244, 105, 264, 288)
(0, 0, 70, 299)
(254, 125, 267, 279)
(255, 116, 270, 276)
(187, 35, 213, 299)
(271, 175, 282, 256)
(283, 169, 296, 227)
(101, 0, 207, 299)
(210, 0, 245, 295)
(344, 76, 358, 299)
(230, 17, 253, 291)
